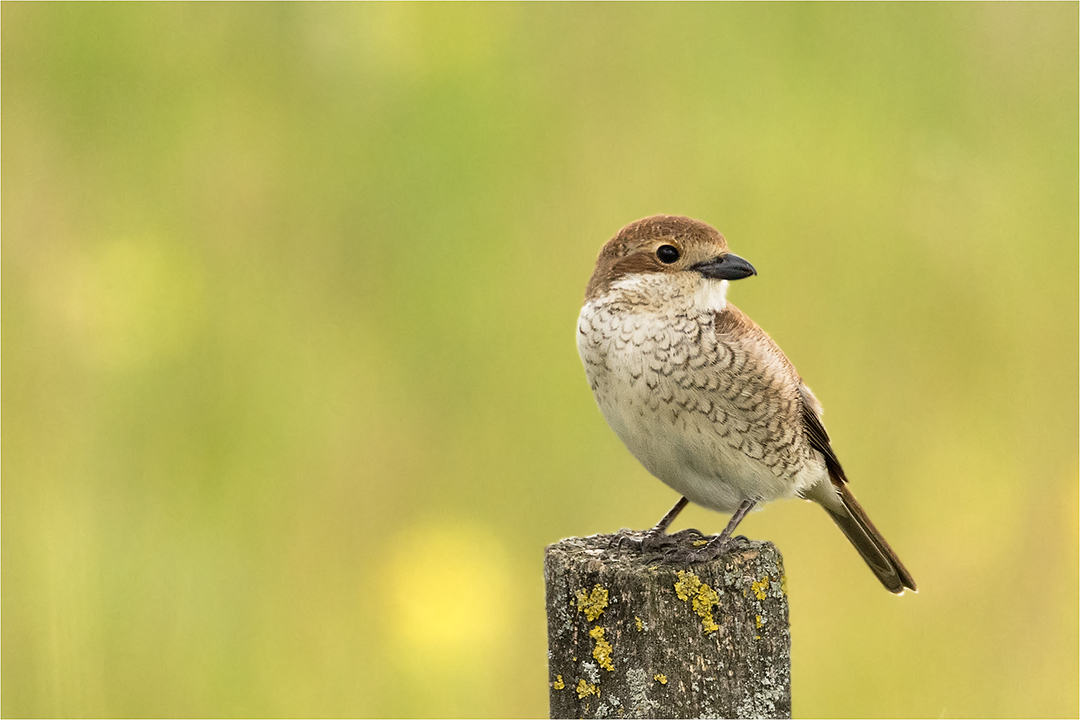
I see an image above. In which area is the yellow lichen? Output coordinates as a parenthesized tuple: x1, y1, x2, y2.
(576, 679, 599, 699)
(692, 539, 710, 547)
(634, 616, 644, 632)
(693, 585, 720, 634)
(675, 570, 720, 634)
(654, 673, 668, 685)
(575, 585, 609, 621)
(674, 570, 701, 601)
(553, 675, 564, 690)
(751, 576, 770, 600)
(755, 614, 764, 628)
(589, 626, 615, 671)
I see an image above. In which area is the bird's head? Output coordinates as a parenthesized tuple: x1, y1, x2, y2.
(584, 215, 756, 310)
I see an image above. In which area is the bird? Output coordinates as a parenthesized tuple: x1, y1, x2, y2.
(576, 214, 916, 594)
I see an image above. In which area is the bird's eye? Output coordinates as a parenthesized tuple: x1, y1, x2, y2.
(656, 245, 680, 264)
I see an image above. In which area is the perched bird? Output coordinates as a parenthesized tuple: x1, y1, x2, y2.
(577, 215, 915, 594)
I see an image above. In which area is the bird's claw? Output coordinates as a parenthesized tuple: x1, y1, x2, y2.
(610, 528, 751, 563)
(608, 528, 645, 551)
(684, 533, 750, 562)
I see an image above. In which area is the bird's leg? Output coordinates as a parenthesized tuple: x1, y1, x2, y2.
(632, 497, 689, 553)
(694, 498, 757, 558)
(650, 496, 689, 535)
(718, 498, 757, 545)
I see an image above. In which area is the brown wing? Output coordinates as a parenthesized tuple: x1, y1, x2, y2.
(707, 305, 823, 482)
(799, 385, 848, 485)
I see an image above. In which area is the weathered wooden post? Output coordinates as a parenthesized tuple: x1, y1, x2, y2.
(545, 530, 790, 719)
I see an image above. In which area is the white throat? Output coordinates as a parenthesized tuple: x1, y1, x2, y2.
(693, 279, 729, 312)
(603, 274, 730, 314)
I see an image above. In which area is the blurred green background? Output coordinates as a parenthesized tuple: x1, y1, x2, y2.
(3, 3, 1077, 718)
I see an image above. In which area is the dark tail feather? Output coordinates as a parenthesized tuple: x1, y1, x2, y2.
(823, 484, 917, 594)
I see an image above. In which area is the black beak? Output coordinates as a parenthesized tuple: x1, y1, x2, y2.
(691, 253, 757, 280)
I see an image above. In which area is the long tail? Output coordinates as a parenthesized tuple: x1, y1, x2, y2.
(815, 483, 917, 594)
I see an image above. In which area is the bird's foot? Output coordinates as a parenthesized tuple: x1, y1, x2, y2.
(608, 527, 697, 557)
(608, 528, 646, 552)
(686, 533, 752, 562)
(641, 527, 682, 554)
(609, 528, 752, 562)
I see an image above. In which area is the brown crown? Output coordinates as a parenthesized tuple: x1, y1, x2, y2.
(584, 215, 729, 301)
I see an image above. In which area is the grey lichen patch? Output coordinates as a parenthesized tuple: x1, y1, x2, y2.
(724, 565, 746, 589)
(575, 584, 610, 621)
(721, 542, 787, 595)
(581, 660, 601, 685)
(625, 667, 658, 717)
(736, 657, 790, 719)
